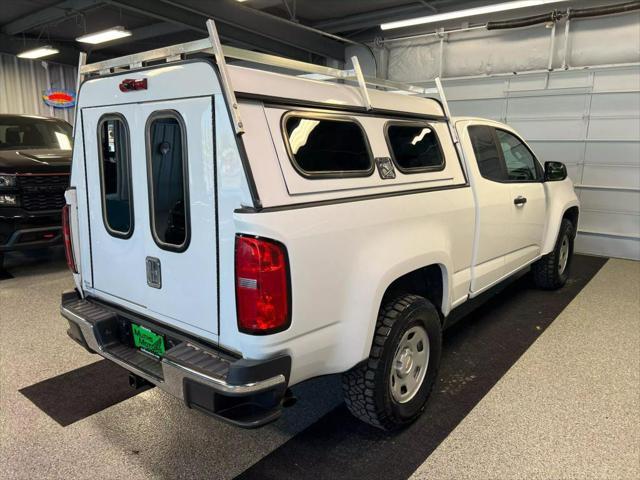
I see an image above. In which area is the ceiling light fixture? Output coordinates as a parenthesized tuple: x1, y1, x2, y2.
(76, 26, 132, 44)
(17, 46, 60, 59)
(380, 0, 570, 30)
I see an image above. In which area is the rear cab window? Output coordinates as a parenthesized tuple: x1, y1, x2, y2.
(385, 122, 445, 173)
(146, 111, 189, 251)
(97, 114, 133, 237)
(282, 113, 373, 178)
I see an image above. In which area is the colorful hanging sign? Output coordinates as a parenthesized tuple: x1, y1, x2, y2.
(42, 89, 76, 108)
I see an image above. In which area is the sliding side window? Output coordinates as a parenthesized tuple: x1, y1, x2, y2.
(97, 114, 133, 238)
(146, 111, 189, 251)
(386, 122, 445, 173)
(283, 113, 373, 178)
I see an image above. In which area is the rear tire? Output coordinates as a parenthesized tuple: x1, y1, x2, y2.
(342, 294, 442, 430)
(532, 218, 575, 290)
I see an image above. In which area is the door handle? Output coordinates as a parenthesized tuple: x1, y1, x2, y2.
(514, 196, 527, 206)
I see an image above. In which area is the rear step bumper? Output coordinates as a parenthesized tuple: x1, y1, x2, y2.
(60, 291, 291, 428)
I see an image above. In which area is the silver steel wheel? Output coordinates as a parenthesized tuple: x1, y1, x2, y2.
(558, 234, 570, 275)
(390, 325, 429, 404)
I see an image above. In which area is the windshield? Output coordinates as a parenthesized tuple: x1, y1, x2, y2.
(0, 116, 72, 151)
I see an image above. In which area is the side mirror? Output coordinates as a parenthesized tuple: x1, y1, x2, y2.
(544, 161, 567, 182)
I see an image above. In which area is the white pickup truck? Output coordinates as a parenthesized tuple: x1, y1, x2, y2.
(61, 22, 579, 430)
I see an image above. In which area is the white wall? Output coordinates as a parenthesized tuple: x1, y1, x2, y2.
(380, 12, 640, 260)
(0, 53, 77, 124)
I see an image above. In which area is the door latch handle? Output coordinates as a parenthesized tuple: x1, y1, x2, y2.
(514, 196, 527, 206)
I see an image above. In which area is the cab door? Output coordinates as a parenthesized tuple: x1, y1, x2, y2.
(494, 128, 547, 272)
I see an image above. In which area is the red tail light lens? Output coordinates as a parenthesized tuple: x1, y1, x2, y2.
(235, 235, 290, 334)
(62, 204, 77, 273)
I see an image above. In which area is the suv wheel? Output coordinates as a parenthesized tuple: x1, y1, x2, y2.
(532, 218, 575, 290)
(342, 294, 442, 430)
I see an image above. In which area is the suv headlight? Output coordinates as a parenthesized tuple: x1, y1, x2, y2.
(0, 194, 18, 206)
(0, 174, 17, 188)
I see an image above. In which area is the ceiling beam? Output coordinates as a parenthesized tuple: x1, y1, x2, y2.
(1, 0, 103, 36)
(104, 0, 314, 60)
(166, 0, 345, 60)
(105, 0, 344, 61)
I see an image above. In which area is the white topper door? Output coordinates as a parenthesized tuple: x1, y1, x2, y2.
(83, 97, 219, 337)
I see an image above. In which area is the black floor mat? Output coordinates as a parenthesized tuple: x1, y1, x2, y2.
(0, 268, 14, 280)
(236, 255, 607, 480)
(20, 359, 152, 426)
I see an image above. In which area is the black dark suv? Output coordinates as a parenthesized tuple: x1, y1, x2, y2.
(0, 114, 72, 268)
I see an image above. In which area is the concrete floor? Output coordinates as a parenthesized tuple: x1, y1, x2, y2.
(0, 250, 638, 479)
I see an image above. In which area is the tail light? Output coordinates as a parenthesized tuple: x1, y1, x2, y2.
(235, 235, 290, 334)
(62, 204, 77, 273)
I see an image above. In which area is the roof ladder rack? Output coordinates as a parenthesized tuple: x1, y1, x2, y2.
(206, 19, 244, 135)
(75, 19, 457, 130)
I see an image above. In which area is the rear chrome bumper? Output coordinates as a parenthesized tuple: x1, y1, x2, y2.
(60, 291, 290, 428)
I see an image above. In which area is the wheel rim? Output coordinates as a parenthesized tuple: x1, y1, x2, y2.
(390, 325, 429, 404)
(558, 234, 570, 275)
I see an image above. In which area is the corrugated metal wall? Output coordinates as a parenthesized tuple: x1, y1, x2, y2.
(0, 53, 77, 124)
(441, 66, 640, 260)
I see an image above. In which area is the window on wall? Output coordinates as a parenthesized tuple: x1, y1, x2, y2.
(496, 129, 540, 181)
(98, 115, 133, 237)
(468, 125, 507, 182)
(147, 112, 189, 250)
(283, 114, 372, 177)
(386, 123, 445, 172)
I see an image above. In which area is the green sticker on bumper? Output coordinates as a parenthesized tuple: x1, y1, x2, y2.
(132, 323, 165, 357)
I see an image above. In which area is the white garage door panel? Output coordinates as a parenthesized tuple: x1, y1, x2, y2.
(593, 67, 640, 91)
(580, 211, 640, 238)
(509, 118, 586, 140)
(528, 141, 584, 165)
(576, 233, 640, 259)
(507, 95, 587, 118)
(585, 142, 640, 166)
(588, 118, 640, 141)
(581, 165, 640, 189)
(579, 189, 640, 215)
(450, 99, 504, 120)
(590, 92, 640, 116)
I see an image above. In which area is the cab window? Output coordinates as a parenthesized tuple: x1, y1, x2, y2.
(496, 129, 540, 181)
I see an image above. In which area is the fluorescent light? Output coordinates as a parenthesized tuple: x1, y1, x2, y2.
(76, 26, 131, 44)
(381, 0, 570, 30)
(17, 46, 59, 59)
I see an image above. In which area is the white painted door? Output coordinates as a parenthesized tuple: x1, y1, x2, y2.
(82, 96, 219, 336)
(494, 128, 547, 272)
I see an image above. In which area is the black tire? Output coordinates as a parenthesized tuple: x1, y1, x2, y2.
(532, 218, 575, 290)
(342, 294, 442, 430)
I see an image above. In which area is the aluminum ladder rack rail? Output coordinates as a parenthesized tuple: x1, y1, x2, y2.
(77, 20, 442, 126)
